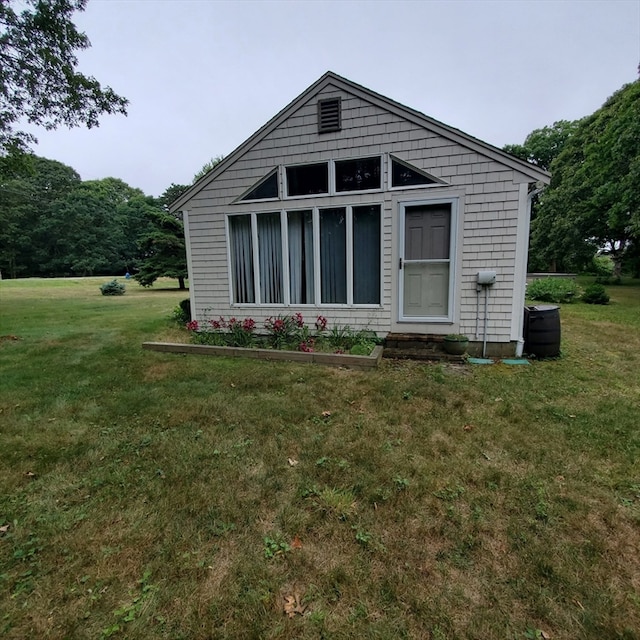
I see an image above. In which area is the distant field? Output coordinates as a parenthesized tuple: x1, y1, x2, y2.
(0, 277, 639, 639)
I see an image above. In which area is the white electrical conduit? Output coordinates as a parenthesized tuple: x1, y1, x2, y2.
(482, 285, 490, 358)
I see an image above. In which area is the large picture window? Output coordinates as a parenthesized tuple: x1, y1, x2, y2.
(228, 205, 381, 306)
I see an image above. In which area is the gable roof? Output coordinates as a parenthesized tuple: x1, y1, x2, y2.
(170, 71, 551, 212)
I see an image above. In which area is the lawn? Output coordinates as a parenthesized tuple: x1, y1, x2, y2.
(0, 277, 639, 639)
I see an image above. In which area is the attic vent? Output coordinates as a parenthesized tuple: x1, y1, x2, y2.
(318, 98, 341, 133)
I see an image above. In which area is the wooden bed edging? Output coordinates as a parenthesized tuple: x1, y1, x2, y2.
(142, 342, 384, 370)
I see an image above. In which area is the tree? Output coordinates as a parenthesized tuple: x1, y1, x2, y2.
(0, 155, 81, 277)
(134, 209, 188, 290)
(503, 120, 581, 171)
(158, 183, 190, 220)
(192, 155, 224, 183)
(0, 0, 128, 155)
(531, 80, 640, 276)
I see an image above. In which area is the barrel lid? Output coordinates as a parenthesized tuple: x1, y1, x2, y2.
(526, 305, 559, 311)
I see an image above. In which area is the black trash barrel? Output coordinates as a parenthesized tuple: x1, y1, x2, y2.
(524, 305, 561, 357)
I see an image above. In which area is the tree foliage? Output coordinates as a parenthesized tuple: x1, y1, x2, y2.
(530, 80, 640, 275)
(0, 0, 128, 155)
(0, 156, 153, 277)
(134, 208, 188, 290)
(503, 120, 581, 171)
(192, 155, 224, 183)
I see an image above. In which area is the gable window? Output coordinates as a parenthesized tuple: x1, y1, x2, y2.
(286, 163, 329, 197)
(227, 205, 381, 306)
(391, 157, 438, 188)
(335, 157, 381, 192)
(240, 169, 279, 201)
(318, 98, 341, 133)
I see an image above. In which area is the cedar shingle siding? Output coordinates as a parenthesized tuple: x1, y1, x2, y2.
(173, 73, 549, 352)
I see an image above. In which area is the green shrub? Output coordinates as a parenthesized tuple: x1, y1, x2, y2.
(582, 283, 610, 305)
(526, 278, 580, 303)
(99, 280, 125, 296)
(172, 298, 191, 323)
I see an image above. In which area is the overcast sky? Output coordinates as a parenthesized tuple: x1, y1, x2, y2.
(25, 0, 640, 197)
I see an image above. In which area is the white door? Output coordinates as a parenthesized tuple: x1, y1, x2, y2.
(401, 203, 452, 319)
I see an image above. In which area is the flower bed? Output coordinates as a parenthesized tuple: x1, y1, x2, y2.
(186, 314, 380, 357)
(143, 314, 384, 369)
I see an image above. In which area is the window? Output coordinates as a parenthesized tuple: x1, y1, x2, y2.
(288, 210, 315, 304)
(320, 208, 347, 303)
(240, 169, 278, 201)
(228, 205, 381, 306)
(335, 157, 381, 192)
(391, 157, 438, 188)
(229, 215, 255, 303)
(257, 213, 283, 303)
(318, 98, 341, 133)
(286, 163, 329, 197)
(353, 205, 381, 304)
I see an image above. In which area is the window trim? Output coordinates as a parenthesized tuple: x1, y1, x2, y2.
(226, 203, 383, 308)
(398, 197, 458, 323)
(388, 154, 445, 191)
(283, 156, 385, 200)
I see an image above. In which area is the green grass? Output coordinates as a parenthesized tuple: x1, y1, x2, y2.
(1, 277, 639, 639)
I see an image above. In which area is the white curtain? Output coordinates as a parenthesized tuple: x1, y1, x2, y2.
(288, 210, 314, 304)
(257, 213, 283, 304)
(229, 215, 254, 303)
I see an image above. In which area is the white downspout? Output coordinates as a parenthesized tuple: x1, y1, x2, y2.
(515, 184, 545, 358)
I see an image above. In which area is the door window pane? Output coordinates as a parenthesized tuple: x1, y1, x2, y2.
(353, 205, 380, 304)
(403, 263, 450, 317)
(320, 208, 346, 303)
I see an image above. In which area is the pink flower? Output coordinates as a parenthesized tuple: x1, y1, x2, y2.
(209, 318, 222, 330)
(186, 320, 199, 331)
(315, 315, 327, 331)
(293, 312, 304, 328)
(242, 318, 256, 332)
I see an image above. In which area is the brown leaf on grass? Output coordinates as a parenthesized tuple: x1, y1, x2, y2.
(321, 411, 331, 418)
(283, 593, 306, 618)
(291, 535, 303, 550)
(287, 458, 299, 467)
(0, 524, 9, 533)
(463, 424, 474, 431)
(25, 471, 36, 478)
(540, 632, 551, 640)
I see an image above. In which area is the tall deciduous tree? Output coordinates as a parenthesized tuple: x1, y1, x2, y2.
(503, 120, 581, 171)
(0, 0, 128, 155)
(531, 80, 640, 276)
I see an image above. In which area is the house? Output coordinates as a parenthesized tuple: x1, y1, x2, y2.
(169, 71, 550, 356)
